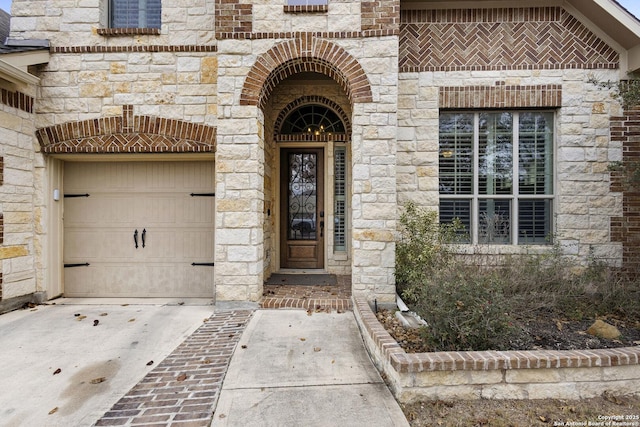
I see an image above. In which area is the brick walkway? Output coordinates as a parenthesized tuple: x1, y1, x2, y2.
(94, 310, 254, 427)
(94, 276, 352, 426)
(260, 274, 352, 311)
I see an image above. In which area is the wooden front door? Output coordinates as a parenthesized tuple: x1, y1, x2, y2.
(280, 149, 324, 269)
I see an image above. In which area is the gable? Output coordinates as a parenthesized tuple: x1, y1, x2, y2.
(399, 7, 620, 72)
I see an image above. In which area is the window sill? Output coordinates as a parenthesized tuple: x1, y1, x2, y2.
(97, 28, 161, 36)
(283, 5, 328, 14)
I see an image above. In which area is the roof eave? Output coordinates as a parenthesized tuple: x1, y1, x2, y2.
(0, 57, 40, 85)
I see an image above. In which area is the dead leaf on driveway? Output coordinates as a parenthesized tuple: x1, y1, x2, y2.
(300, 338, 306, 342)
(128, 318, 135, 322)
(100, 313, 108, 316)
(93, 320, 99, 326)
(314, 347, 321, 352)
(176, 373, 187, 382)
(77, 315, 87, 321)
(146, 360, 154, 366)
(48, 407, 58, 415)
(90, 377, 106, 384)
(53, 368, 61, 375)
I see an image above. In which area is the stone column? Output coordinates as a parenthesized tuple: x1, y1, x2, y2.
(215, 41, 265, 302)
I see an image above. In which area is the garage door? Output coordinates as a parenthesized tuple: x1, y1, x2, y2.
(63, 161, 215, 298)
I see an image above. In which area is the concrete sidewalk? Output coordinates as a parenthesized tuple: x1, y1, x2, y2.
(0, 298, 215, 427)
(212, 310, 409, 427)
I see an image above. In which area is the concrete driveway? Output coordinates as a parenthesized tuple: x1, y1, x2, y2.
(0, 298, 215, 427)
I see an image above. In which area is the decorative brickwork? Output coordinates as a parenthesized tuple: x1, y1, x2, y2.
(273, 96, 352, 138)
(51, 45, 216, 54)
(361, 0, 400, 33)
(400, 7, 619, 72)
(439, 84, 563, 109)
(241, 37, 372, 108)
(283, 5, 328, 14)
(95, 310, 254, 427)
(0, 88, 34, 113)
(36, 106, 216, 154)
(610, 107, 640, 278)
(96, 28, 161, 36)
(354, 296, 640, 401)
(215, 0, 253, 38)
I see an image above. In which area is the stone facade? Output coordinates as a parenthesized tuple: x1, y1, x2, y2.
(1, 1, 638, 304)
(0, 81, 42, 310)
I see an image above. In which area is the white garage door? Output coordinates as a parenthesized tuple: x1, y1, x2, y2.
(63, 161, 215, 298)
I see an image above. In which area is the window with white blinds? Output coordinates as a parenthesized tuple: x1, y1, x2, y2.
(110, 0, 161, 29)
(439, 111, 554, 245)
(334, 146, 347, 252)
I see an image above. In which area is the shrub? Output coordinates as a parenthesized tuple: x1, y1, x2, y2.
(394, 203, 640, 352)
(396, 203, 517, 351)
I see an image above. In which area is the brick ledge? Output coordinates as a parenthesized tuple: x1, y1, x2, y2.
(353, 296, 640, 373)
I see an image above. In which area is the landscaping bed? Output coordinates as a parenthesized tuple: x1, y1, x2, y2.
(376, 309, 640, 353)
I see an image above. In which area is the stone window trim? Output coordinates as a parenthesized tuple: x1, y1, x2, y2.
(97, 28, 161, 37)
(36, 106, 216, 155)
(283, 5, 328, 14)
(241, 37, 373, 109)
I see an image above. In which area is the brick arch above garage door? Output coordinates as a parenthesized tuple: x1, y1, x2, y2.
(36, 106, 216, 154)
(240, 37, 373, 109)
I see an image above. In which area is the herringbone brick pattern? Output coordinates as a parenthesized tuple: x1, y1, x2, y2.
(400, 7, 619, 72)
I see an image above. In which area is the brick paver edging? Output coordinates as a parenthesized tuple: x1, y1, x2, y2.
(95, 309, 254, 427)
(353, 296, 640, 400)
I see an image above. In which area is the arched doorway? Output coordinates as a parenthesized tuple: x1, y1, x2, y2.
(272, 95, 351, 272)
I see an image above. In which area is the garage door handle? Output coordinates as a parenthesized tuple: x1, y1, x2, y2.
(142, 228, 146, 248)
(134, 229, 139, 248)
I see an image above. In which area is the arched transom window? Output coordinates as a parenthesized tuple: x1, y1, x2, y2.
(280, 104, 346, 135)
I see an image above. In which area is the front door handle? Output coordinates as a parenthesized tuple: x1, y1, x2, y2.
(142, 228, 146, 248)
(134, 229, 139, 248)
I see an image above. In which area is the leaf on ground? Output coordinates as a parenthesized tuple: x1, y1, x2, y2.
(121, 304, 129, 306)
(90, 377, 106, 384)
(176, 373, 187, 382)
(77, 315, 87, 321)
(241, 344, 247, 349)
(48, 407, 58, 415)
(93, 320, 99, 326)
(554, 319, 564, 331)
(128, 318, 135, 322)
(306, 309, 313, 316)
(146, 360, 154, 366)
(53, 368, 61, 375)
(300, 337, 306, 341)
(100, 313, 108, 316)
(314, 347, 321, 352)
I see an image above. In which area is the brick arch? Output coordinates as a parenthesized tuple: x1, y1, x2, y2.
(36, 106, 216, 154)
(240, 38, 373, 109)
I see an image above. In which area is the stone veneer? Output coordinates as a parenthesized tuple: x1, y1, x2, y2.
(353, 297, 640, 401)
(0, 85, 41, 311)
(3, 0, 635, 303)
